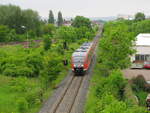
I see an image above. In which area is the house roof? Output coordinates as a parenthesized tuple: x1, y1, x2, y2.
(136, 33, 150, 46)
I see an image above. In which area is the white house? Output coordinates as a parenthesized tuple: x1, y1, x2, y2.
(131, 33, 150, 64)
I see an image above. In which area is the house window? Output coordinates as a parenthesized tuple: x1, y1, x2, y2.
(135, 54, 150, 61)
(141, 55, 145, 60)
(135, 55, 140, 60)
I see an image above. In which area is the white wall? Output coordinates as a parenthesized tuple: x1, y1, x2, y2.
(135, 46, 150, 54)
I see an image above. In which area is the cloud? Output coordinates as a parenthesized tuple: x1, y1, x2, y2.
(1, 0, 150, 17)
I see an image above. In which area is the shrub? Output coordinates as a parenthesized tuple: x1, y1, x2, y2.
(39, 70, 49, 90)
(3, 64, 18, 77)
(10, 77, 29, 92)
(96, 70, 127, 99)
(25, 88, 42, 107)
(131, 75, 146, 91)
(26, 53, 43, 77)
(47, 59, 62, 82)
(3, 66, 33, 77)
(0, 25, 9, 42)
(136, 91, 147, 106)
(43, 35, 51, 51)
(17, 97, 28, 113)
(144, 83, 150, 92)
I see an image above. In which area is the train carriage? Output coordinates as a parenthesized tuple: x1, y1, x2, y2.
(71, 42, 96, 74)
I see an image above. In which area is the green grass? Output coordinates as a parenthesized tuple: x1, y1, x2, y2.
(124, 83, 139, 105)
(0, 75, 38, 113)
(0, 68, 70, 113)
(135, 91, 148, 106)
(84, 64, 101, 113)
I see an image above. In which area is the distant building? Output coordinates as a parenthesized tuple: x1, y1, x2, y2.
(131, 34, 150, 68)
(117, 14, 134, 20)
(63, 20, 72, 26)
(91, 21, 101, 25)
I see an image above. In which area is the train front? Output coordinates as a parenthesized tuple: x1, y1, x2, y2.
(71, 52, 86, 74)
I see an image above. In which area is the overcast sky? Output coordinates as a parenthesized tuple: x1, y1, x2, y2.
(1, 0, 150, 18)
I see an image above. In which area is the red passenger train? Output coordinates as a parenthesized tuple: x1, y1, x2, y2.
(71, 41, 97, 74)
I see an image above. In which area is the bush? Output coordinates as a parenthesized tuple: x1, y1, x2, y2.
(26, 53, 43, 77)
(47, 58, 63, 81)
(136, 91, 147, 106)
(43, 35, 51, 51)
(144, 83, 150, 92)
(96, 70, 127, 99)
(131, 75, 146, 91)
(17, 97, 28, 113)
(10, 77, 29, 92)
(131, 75, 149, 106)
(25, 88, 42, 107)
(0, 25, 9, 42)
(3, 66, 33, 77)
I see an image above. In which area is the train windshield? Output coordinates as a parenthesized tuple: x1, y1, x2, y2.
(73, 57, 84, 63)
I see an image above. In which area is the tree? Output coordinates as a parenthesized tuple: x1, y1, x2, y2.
(7, 29, 17, 41)
(99, 22, 135, 70)
(48, 10, 54, 24)
(131, 20, 150, 35)
(75, 26, 92, 39)
(57, 11, 63, 26)
(43, 24, 56, 36)
(55, 26, 77, 50)
(0, 4, 43, 35)
(72, 16, 92, 29)
(135, 12, 145, 21)
(56, 26, 77, 43)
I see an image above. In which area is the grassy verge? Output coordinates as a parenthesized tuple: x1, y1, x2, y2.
(0, 69, 69, 113)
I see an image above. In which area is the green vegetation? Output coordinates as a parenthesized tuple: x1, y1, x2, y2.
(131, 75, 150, 106)
(0, 4, 97, 112)
(135, 12, 146, 21)
(72, 16, 92, 29)
(85, 17, 150, 112)
(0, 4, 42, 38)
(43, 36, 52, 51)
(99, 22, 135, 71)
(48, 10, 55, 24)
(57, 11, 63, 26)
(0, 39, 85, 113)
(85, 63, 147, 113)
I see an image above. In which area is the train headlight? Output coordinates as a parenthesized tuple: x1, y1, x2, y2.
(81, 64, 84, 67)
(74, 64, 76, 67)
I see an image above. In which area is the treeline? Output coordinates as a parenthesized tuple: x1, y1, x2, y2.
(0, 4, 43, 42)
(0, 4, 97, 43)
(0, 5, 42, 34)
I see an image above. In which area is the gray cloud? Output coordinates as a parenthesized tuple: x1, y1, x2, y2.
(1, 0, 150, 18)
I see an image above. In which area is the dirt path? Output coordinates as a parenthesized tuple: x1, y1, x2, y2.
(123, 69, 150, 81)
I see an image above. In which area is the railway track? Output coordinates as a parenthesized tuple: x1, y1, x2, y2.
(39, 25, 103, 113)
(50, 76, 83, 113)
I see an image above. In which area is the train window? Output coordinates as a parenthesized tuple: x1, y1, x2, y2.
(73, 57, 84, 63)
